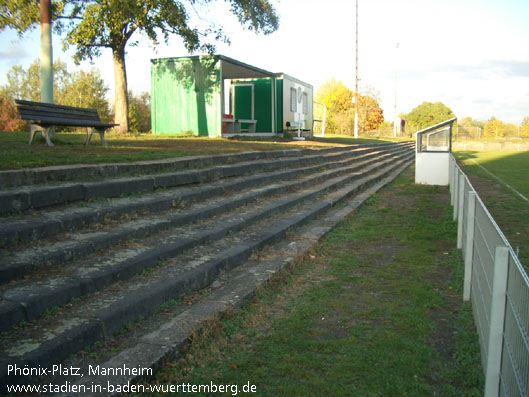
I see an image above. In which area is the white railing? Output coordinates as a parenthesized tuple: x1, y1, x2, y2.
(449, 155, 529, 396)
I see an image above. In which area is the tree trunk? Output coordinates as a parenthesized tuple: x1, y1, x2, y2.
(112, 46, 129, 133)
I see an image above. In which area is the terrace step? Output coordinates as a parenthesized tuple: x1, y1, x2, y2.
(0, 145, 396, 215)
(0, 144, 408, 247)
(0, 145, 411, 284)
(0, 142, 414, 391)
(0, 147, 353, 188)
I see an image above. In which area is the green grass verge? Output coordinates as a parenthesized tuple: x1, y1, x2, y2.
(454, 150, 529, 268)
(0, 131, 409, 170)
(143, 167, 483, 396)
(454, 150, 529, 197)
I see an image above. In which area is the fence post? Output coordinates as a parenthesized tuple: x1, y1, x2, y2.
(453, 169, 460, 221)
(457, 175, 465, 249)
(463, 191, 477, 301)
(450, 158, 456, 206)
(484, 246, 509, 397)
(449, 156, 454, 198)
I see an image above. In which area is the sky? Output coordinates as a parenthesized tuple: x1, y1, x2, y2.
(1, 0, 529, 124)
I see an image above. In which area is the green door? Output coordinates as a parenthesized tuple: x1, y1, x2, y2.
(234, 84, 253, 130)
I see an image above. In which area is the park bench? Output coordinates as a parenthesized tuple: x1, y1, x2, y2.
(15, 99, 118, 147)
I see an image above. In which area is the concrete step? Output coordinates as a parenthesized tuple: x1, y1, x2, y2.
(0, 142, 414, 391)
(0, 149, 412, 332)
(0, 144, 410, 248)
(0, 145, 397, 215)
(54, 160, 413, 394)
(0, 145, 411, 284)
(0, 146, 373, 188)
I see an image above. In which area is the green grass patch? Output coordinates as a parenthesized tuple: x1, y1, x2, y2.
(0, 132, 407, 170)
(454, 150, 529, 267)
(454, 150, 529, 197)
(144, 167, 483, 396)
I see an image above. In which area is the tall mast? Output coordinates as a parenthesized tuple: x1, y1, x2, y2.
(354, 0, 359, 139)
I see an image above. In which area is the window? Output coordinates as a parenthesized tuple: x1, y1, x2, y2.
(302, 92, 308, 115)
(418, 127, 451, 152)
(290, 87, 297, 112)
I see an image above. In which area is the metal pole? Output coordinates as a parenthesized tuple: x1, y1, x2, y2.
(393, 42, 399, 137)
(40, 0, 53, 104)
(353, 0, 359, 139)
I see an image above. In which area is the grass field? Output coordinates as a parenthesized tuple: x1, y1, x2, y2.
(143, 166, 483, 396)
(454, 150, 529, 267)
(0, 131, 409, 170)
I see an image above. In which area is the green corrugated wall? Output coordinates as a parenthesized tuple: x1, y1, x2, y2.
(151, 56, 221, 137)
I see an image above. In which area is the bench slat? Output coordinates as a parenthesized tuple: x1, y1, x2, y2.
(25, 118, 116, 128)
(18, 107, 100, 121)
(18, 107, 99, 118)
(16, 100, 103, 123)
(15, 100, 100, 114)
(18, 111, 103, 125)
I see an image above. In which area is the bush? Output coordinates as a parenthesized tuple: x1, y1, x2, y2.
(0, 98, 26, 132)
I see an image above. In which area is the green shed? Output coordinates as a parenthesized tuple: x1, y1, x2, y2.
(150, 55, 313, 137)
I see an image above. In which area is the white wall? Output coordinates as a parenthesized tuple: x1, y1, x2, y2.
(415, 152, 450, 185)
(282, 76, 313, 131)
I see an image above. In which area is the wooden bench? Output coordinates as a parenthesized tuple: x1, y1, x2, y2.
(15, 100, 118, 147)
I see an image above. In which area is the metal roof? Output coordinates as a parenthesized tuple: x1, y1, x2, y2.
(151, 54, 278, 80)
(218, 55, 278, 79)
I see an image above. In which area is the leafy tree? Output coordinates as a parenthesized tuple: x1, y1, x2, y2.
(503, 123, 518, 138)
(315, 78, 384, 135)
(457, 116, 482, 139)
(315, 79, 352, 134)
(358, 95, 384, 132)
(129, 91, 151, 133)
(1, 59, 70, 103)
(483, 117, 505, 138)
(521, 117, 529, 138)
(1, 59, 111, 125)
(1, 0, 279, 134)
(406, 102, 455, 131)
(61, 69, 112, 122)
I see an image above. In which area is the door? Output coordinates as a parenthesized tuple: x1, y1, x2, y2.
(233, 84, 254, 131)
